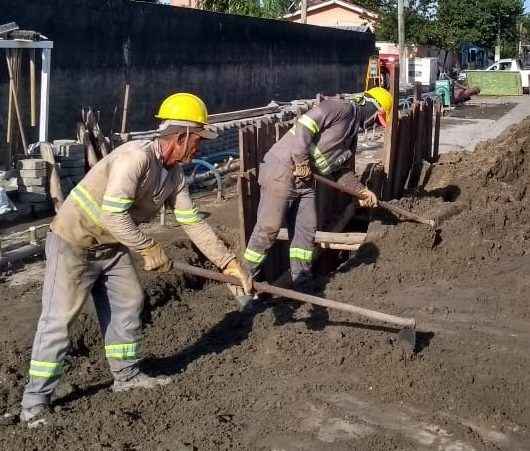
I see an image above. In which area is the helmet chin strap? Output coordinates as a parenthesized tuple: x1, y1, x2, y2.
(183, 126, 191, 159)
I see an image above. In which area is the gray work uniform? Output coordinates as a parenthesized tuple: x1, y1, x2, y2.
(243, 99, 377, 283)
(22, 140, 234, 410)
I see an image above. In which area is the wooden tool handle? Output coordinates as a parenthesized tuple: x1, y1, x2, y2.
(377, 200, 436, 228)
(314, 174, 435, 228)
(172, 261, 416, 328)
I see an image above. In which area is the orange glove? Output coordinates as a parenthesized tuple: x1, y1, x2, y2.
(223, 259, 253, 295)
(357, 187, 378, 208)
(292, 161, 312, 180)
(138, 242, 172, 272)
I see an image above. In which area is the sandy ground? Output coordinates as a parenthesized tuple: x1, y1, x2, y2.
(1, 118, 530, 450)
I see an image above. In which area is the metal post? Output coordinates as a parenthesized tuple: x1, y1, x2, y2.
(398, 0, 407, 86)
(39, 48, 52, 142)
(301, 0, 307, 24)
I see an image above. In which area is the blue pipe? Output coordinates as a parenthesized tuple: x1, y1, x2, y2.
(188, 158, 223, 200)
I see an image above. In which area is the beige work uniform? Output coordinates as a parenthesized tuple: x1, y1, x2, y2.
(22, 140, 233, 410)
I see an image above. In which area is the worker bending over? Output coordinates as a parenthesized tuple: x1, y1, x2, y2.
(243, 88, 392, 288)
(20, 93, 251, 423)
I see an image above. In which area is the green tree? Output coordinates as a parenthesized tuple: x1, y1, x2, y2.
(197, 0, 291, 18)
(434, 0, 524, 56)
(374, 1, 437, 45)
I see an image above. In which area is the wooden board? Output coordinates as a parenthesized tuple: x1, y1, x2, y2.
(391, 112, 412, 198)
(407, 100, 426, 189)
(425, 98, 434, 162)
(432, 101, 441, 162)
(382, 62, 400, 200)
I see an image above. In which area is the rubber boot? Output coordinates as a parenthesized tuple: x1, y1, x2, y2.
(19, 404, 50, 427)
(112, 372, 172, 393)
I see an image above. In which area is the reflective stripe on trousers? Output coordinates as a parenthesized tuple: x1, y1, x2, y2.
(244, 160, 316, 282)
(21, 232, 144, 410)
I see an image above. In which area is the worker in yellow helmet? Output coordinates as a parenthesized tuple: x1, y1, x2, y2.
(243, 88, 392, 295)
(20, 93, 252, 425)
(365, 87, 393, 127)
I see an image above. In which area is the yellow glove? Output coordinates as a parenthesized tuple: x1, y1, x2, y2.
(357, 187, 378, 208)
(138, 242, 172, 272)
(292, 161, 312, 180)
(223, 259, 253, 295)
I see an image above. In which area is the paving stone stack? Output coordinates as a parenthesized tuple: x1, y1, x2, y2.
(53, 140, 86, 197)
(17, 159, 52, 213)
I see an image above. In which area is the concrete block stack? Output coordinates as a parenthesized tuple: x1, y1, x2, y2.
(17, 159, 52, 213)
(53, 140, 86, 197)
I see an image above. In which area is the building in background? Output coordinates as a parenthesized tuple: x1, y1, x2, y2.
(156, 0, 199, 7)
(283, 0, 378, 30)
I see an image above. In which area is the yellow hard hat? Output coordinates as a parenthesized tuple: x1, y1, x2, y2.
(156, 92, 209, 125)
(365, 87, 393, 126)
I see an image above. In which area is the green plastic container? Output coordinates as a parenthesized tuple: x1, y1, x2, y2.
(435, 79, 454, 107)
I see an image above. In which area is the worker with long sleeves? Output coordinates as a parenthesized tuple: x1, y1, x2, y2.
(243, 88, 393, 287)
(20, 93, 251, 424)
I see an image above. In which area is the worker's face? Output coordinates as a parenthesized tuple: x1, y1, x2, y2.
(364, 110, 384, 129)
(161, 133, 202, 167)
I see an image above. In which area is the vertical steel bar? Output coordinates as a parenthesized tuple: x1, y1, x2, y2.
(39, 48, 52, 142)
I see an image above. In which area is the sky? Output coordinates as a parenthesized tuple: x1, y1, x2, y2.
(526, 0, 530, 13)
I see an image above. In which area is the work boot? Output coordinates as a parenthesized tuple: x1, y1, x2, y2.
(112, 372, 172, 393)
(19, 404, 50, 427)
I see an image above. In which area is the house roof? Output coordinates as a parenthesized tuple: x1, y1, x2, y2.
(283, 0, 379, 21)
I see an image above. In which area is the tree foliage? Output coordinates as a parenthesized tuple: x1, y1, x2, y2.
(434, 0, 524, 53)
(376, 0, 524, 57)
(197, 0, 291, 18)
(197, 0, 526, 58)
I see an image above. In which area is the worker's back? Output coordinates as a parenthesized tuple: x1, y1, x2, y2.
(264, 99, 361, 175)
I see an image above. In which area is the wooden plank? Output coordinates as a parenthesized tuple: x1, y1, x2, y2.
(408, 101, 426, 189)
(425, 98, 434, 162)
(277, 229, 366, 244)
(247, 124, 259, 236)
(391, 113, 412, 198)
(320, 243, 361, 251)
(382, 62, 400, 200)
(432, 101, 442, 162)
(237, 126, 252, 249)
(209, 105, 280, 124)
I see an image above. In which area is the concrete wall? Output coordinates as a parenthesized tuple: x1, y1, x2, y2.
(0, 0, 375, 166)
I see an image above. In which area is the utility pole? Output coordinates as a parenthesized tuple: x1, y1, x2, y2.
(301, 0, 307, 24)
(495, 20, 501, 61)
(398, 0, 407, 86)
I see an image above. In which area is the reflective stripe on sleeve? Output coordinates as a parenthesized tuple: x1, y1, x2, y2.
(29, 360, 63, 379)
(309, 144, 331, 175)
(105, 343, 139, 360)
(174, 207, 202, 225)
(298, 115, 320, 135)
(244, 248, 265, 264)
(71, 184, 103, 226)
(101, 195, 134, 213)
(289, 247, 313, 262)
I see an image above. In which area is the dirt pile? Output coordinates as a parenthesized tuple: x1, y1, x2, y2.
(330, 118, 530, 310)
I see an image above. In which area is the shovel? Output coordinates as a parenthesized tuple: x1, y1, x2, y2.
(172, 261, 417, 354)
(314, 174, 436, 228)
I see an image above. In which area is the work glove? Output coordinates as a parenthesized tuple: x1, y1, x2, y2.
(357, 187, 378, 208)
(223, 259, 253, 295)
(292, 161, 312, 181)
(138, 242, 172, 272)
